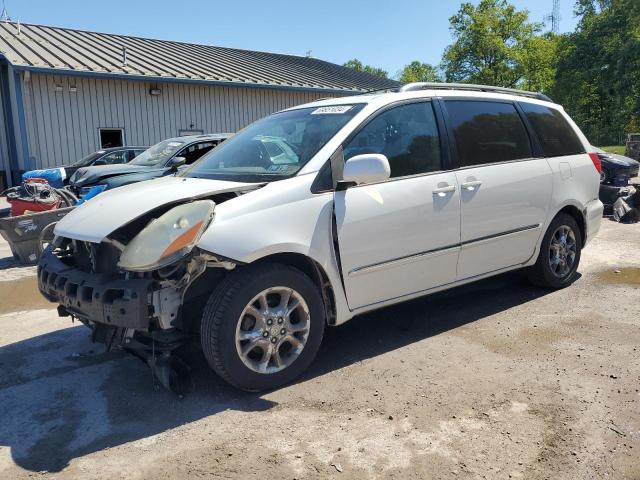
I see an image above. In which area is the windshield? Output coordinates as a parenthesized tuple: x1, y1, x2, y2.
(130, 139, 186, 167)
(183, 104, 364, 182)
(72, 151, 104, 167)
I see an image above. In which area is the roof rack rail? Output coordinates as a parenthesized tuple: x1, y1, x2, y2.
(398, 82, 554, 103)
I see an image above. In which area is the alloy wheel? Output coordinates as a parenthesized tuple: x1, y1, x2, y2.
(548, 225, 577, 278)
(235, 287, 310, 374)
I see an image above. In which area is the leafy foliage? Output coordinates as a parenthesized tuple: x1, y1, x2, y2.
(343, 59, 389, 79)
(441, 0, 556, 90)
(552, 0, 640, 145)
(345, 0, 640, 145)
(398, 61, 442, 83)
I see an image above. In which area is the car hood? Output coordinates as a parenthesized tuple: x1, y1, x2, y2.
(70, 164, 158, 186)
(55, 176, 257, 242)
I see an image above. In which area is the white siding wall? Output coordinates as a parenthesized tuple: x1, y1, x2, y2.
(21, 73, 337, 169)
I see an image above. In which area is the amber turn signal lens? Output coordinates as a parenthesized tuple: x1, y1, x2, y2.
(161, 221, 203, 258)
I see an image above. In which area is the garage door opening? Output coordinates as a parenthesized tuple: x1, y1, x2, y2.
(99, 129, 124, 148)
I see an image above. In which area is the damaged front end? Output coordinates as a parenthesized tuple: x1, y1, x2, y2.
(38, 197, 237, 393)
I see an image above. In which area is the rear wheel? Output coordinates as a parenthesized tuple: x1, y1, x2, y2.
(528, 213, 582, 289)
(201, 263, 325, 391)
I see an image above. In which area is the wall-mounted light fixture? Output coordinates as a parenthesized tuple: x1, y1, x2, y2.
(149, 87, 162, 96)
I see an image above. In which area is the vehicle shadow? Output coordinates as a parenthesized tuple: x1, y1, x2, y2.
(0, 269, 556, 473)
(307, 270, 564, 379)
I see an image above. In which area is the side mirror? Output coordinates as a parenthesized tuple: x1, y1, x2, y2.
(170, 156, 186, 169)
(341, 154, 390, 187)
(93, 159, 106, 166)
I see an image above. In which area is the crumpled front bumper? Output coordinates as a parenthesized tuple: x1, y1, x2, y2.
(38, 247, 155, 330)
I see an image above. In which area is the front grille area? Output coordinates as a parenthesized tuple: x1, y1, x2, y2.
(39, 243, 155, 330)
(54, 237, 121, 275)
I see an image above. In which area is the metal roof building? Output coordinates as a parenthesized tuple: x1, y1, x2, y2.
(0, 21, 398, 187)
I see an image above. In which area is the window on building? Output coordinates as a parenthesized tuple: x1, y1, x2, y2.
(99, 129, 124, 148)
(445, 101, 532, 166)
(344, 102, 442, 178)
(520, 103, 586, 157)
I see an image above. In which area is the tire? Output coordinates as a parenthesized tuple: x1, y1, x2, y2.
(201, 263, 325, 391)
(528, 213, 582, 289)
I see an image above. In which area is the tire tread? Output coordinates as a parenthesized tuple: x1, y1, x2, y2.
(527, 212, 582, 289)
(201, 263, 322, 391)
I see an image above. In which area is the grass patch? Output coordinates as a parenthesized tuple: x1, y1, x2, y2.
(599, 145, 626, 155)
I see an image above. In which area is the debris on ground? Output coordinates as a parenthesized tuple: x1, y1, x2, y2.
(0, 178, 77, 264)
(600, 183, 640, 223)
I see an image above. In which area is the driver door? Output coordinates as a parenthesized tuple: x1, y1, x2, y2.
(334, 101, 461, 310)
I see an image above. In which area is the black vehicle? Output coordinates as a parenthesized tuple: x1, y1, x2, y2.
(625, 133, 640, 160)
(595, 147, 640, 184)
(69, 134, 230, 196)
(22, 146, 148, 187)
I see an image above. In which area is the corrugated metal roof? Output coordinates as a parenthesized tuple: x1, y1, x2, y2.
(0, 22, 399, 93)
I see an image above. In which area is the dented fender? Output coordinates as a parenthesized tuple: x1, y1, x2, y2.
(54, 176, 255, 243)
(197, 175, 353, 325)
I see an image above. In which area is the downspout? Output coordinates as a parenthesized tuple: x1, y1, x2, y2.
(13, 69, 30, 172)
(0, 56, 20, 187)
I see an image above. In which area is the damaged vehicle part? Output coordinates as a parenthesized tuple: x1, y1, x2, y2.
(118, 200, 215, 271)
(611, 188, 640, 223)
(39, 83, 604, 393)
(39, 192, 241, 393)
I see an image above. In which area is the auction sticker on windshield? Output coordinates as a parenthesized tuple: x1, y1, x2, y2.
(311, 106, 354, 115)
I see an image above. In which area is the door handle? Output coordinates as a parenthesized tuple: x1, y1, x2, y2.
(461, 180, 483, 191)
(432, 184, 456, 197)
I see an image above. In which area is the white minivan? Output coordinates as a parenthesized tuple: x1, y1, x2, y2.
(39, 83, 604, 392)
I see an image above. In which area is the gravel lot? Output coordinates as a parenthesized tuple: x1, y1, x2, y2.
(0, 217, 638, 479)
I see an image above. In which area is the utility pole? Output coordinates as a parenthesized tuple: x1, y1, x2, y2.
(544, 0, 561, 34)
(0, 0, 11, 22)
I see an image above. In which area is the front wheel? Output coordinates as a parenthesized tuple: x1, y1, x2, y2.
(528, 213, 582, 289)
(201, 263, 325, 391)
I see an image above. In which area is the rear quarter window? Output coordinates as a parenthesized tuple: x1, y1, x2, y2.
(520, 103, 586, 157)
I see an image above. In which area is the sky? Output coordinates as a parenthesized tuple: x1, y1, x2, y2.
(7, 0, 580, 77)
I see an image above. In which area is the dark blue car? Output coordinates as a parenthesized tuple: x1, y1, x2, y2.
(69, 134, 230, 197)
(23, 146, 147, 188)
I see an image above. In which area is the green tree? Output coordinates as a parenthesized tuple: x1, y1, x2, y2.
(343, 59, 389, 79)
(552, 0, 640, 145)
(518, 34, 561, 92)
(441, 0, 555, 90)
(398, 61, 441, 83)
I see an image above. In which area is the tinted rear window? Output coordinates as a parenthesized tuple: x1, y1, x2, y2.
(446, 101, 532, 167)
(520, 103, 585, 157)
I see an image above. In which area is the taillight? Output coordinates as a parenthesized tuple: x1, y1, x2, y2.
(589, 153, 602, 173)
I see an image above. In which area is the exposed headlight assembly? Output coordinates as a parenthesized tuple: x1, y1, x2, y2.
(118, 200, 215, 271)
